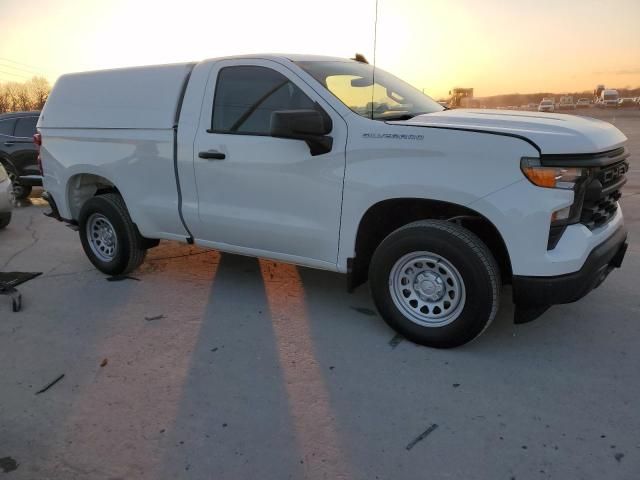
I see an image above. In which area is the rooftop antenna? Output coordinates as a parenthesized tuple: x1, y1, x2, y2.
(371, 0, 379, 120)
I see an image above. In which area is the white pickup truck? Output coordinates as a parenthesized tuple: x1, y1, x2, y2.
(38, 54, 629, 348)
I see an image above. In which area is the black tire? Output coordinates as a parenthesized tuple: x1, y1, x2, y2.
(3, 164, 31, 200)
(0, 212, 11, 229)
(78, 193, 146, 275)
(369, 220, 501, 348)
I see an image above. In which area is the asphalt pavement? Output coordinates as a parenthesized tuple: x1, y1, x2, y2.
(0, 110, 639, 479)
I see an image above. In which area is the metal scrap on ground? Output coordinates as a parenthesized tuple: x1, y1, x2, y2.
(35, 374, 65, 395)
(406, 424, 439, 451)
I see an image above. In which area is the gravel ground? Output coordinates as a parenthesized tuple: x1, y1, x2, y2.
(0, 111, 639, 480)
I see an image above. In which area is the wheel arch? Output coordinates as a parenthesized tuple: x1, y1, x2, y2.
(347, 198, 512, 291)
(65, 172, 120, 221)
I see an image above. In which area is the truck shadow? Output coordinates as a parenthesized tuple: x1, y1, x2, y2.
(156, 250, 519, 478)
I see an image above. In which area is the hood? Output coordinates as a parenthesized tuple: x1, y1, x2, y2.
(394, 109, 627, 155)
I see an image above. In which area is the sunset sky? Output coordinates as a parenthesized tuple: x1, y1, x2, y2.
(0, 0, 638, 99)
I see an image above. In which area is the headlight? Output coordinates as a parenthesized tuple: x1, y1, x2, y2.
(0, 166, 7, 182)
(520, 158, 588, 189)
(521, 158, 595, 250)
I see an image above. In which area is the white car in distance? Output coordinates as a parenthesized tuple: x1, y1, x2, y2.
(538, 99, 555, 112)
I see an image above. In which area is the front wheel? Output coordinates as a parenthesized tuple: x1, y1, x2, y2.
(78, 193, 146, 275)
(369, 220, 501, 348)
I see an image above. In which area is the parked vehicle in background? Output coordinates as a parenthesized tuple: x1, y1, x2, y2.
(538, 99, 554, 112)
(39, 54, 629, 348)
(617, 97, 637, 108)
(599, 89, 619, 108)
(576, 98, 590, 108)
(0, 164, 13, 229)
(558, 96, 576, 110)
(594, 84, 605, 103)
(0, 111, 42, 199)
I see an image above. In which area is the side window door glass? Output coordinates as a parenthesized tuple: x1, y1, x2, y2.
(211, 66, 316, 135)
(0, 119, 16, 137)
(14, 116, 38, 138)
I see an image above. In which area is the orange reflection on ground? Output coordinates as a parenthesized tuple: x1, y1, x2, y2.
(259, 260, 350, 479)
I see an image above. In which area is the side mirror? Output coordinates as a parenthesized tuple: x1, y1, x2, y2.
(270, 109, 333, 156)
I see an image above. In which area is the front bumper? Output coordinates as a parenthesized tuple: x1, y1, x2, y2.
(512, 225, 627, 309)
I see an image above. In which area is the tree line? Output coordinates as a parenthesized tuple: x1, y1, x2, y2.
(0, 76, 51, 113)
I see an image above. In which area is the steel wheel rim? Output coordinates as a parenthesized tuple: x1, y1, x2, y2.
(86, 213, 118, 262)
(389, 251, 466, 327)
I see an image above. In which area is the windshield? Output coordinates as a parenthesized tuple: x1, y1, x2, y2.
(541, 100, 552, 105)
(295, 60, 444, 121)
(604, 93, 618, 100)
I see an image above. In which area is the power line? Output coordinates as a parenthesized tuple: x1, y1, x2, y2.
(0, 69, 30, 79)
(0, 56, 51, 73)
(0, 62, 43, 76)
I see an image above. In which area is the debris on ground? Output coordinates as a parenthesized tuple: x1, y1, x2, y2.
(106, 275, 140, 282)
(614, 452, 624, 462)
(100, 358, 108, 367)
(350, 306, 376, 316)
(0, 272, 42, 312)
(35, 374, 65, 395)
(389, 334, 404, 349)
(406, 423, 439, 451)
(0, 456, 19, 473)
(145, 314, 165, 322)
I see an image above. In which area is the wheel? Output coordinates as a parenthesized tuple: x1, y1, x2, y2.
(3, 164, 32, 200)
(369, 220, 501, 348)
(0, 212, 11, 229)
(78, 193, 146, 275)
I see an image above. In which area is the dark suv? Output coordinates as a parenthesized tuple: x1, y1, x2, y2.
(0, 111, 41, 199)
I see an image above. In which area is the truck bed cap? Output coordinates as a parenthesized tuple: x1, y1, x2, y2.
(39, 63, 194, 130)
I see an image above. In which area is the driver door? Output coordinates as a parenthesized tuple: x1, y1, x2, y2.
(191, 59, 347, 268)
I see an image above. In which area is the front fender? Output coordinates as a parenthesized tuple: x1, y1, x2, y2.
(337, 118, 539, 271)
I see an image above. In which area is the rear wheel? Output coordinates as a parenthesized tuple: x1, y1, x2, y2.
(0, 212, 11, 229)
(369, 220, 501, 348)
(78, 193, 146, 275)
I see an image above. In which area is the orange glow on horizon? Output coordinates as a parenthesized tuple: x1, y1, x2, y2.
(0, 0, 638, 99)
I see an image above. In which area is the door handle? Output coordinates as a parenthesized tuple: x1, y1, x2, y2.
(198, 150, 226, 160)
(4, 141, 15, 147)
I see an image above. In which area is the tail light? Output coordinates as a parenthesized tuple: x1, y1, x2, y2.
(33, 133, 42, 174)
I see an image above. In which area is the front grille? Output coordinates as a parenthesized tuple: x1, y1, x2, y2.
(580, 190, 621, 229)
(579, 160, 628, 230)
